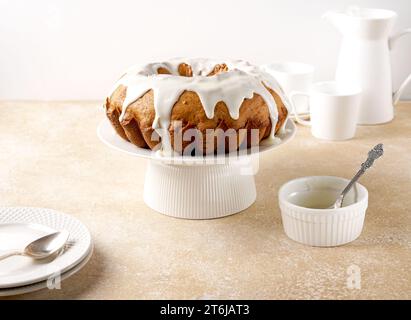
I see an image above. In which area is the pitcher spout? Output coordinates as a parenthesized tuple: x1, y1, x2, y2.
(324, 8, 397, 39)
(322, 11, 347, 34)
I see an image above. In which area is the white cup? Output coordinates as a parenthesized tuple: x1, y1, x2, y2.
(261, 62, 314, 115)
(290, 81, 362, 140)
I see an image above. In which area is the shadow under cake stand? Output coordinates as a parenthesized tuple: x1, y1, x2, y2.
(97, 119, 296, 219)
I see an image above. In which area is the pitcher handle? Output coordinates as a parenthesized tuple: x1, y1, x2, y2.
(389, 28, 411, 104)
(393, 74, 411, 105)
(389, 28, 411, 50)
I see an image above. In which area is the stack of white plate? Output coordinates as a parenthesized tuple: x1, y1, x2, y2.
(0, 207, 93, 296)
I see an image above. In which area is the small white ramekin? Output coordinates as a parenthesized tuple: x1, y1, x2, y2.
(278, 176, 368, 247)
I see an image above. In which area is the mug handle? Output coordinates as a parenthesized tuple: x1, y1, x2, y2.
(289, 91, 311, 126)
(389, 28, 411, 104)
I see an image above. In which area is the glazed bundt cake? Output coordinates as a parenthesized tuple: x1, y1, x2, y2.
(104, 58, 289, 155)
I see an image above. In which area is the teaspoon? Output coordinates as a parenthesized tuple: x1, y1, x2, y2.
(330, 143, 384, 209)
(0, 230, 69, 261)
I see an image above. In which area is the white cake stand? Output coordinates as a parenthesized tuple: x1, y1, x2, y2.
(97, 119, 296, 219)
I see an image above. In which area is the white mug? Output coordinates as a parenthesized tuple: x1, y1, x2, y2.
(261, 62, 314, 115)
(290, 81, 362, 140)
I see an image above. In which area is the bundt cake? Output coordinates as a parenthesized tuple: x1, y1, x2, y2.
(104, 58, 289, 155)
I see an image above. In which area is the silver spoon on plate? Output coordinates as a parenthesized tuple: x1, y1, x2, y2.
(0, 230, 69, 261)
(330, 143, 384, 209)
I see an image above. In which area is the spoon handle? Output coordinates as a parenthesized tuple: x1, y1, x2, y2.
(0, 250, 22, 261)
(335, 144, 384, 208)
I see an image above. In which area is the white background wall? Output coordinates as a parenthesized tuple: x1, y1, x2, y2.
(1, 0, 410, 101)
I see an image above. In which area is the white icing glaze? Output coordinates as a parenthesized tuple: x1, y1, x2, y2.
(107, 58, 290, 154)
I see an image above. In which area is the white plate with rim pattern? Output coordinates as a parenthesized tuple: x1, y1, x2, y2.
(0, 207, 92, 289)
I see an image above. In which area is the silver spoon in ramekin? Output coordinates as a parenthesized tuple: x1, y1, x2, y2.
(330, 143, 384, 209)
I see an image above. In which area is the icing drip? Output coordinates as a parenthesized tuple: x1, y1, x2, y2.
(108, 58, 290, 154)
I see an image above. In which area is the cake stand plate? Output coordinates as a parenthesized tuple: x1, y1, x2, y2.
(97, 119, 296, 219)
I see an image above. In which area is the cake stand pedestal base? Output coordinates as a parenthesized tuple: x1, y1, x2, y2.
(143, 159, 257, 219)
(98, 118, 296, 219)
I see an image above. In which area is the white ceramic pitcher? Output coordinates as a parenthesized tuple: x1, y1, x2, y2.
(324, 7, 411, 124)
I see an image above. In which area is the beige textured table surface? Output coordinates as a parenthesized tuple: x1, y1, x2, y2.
(0, 101, 410, 300)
